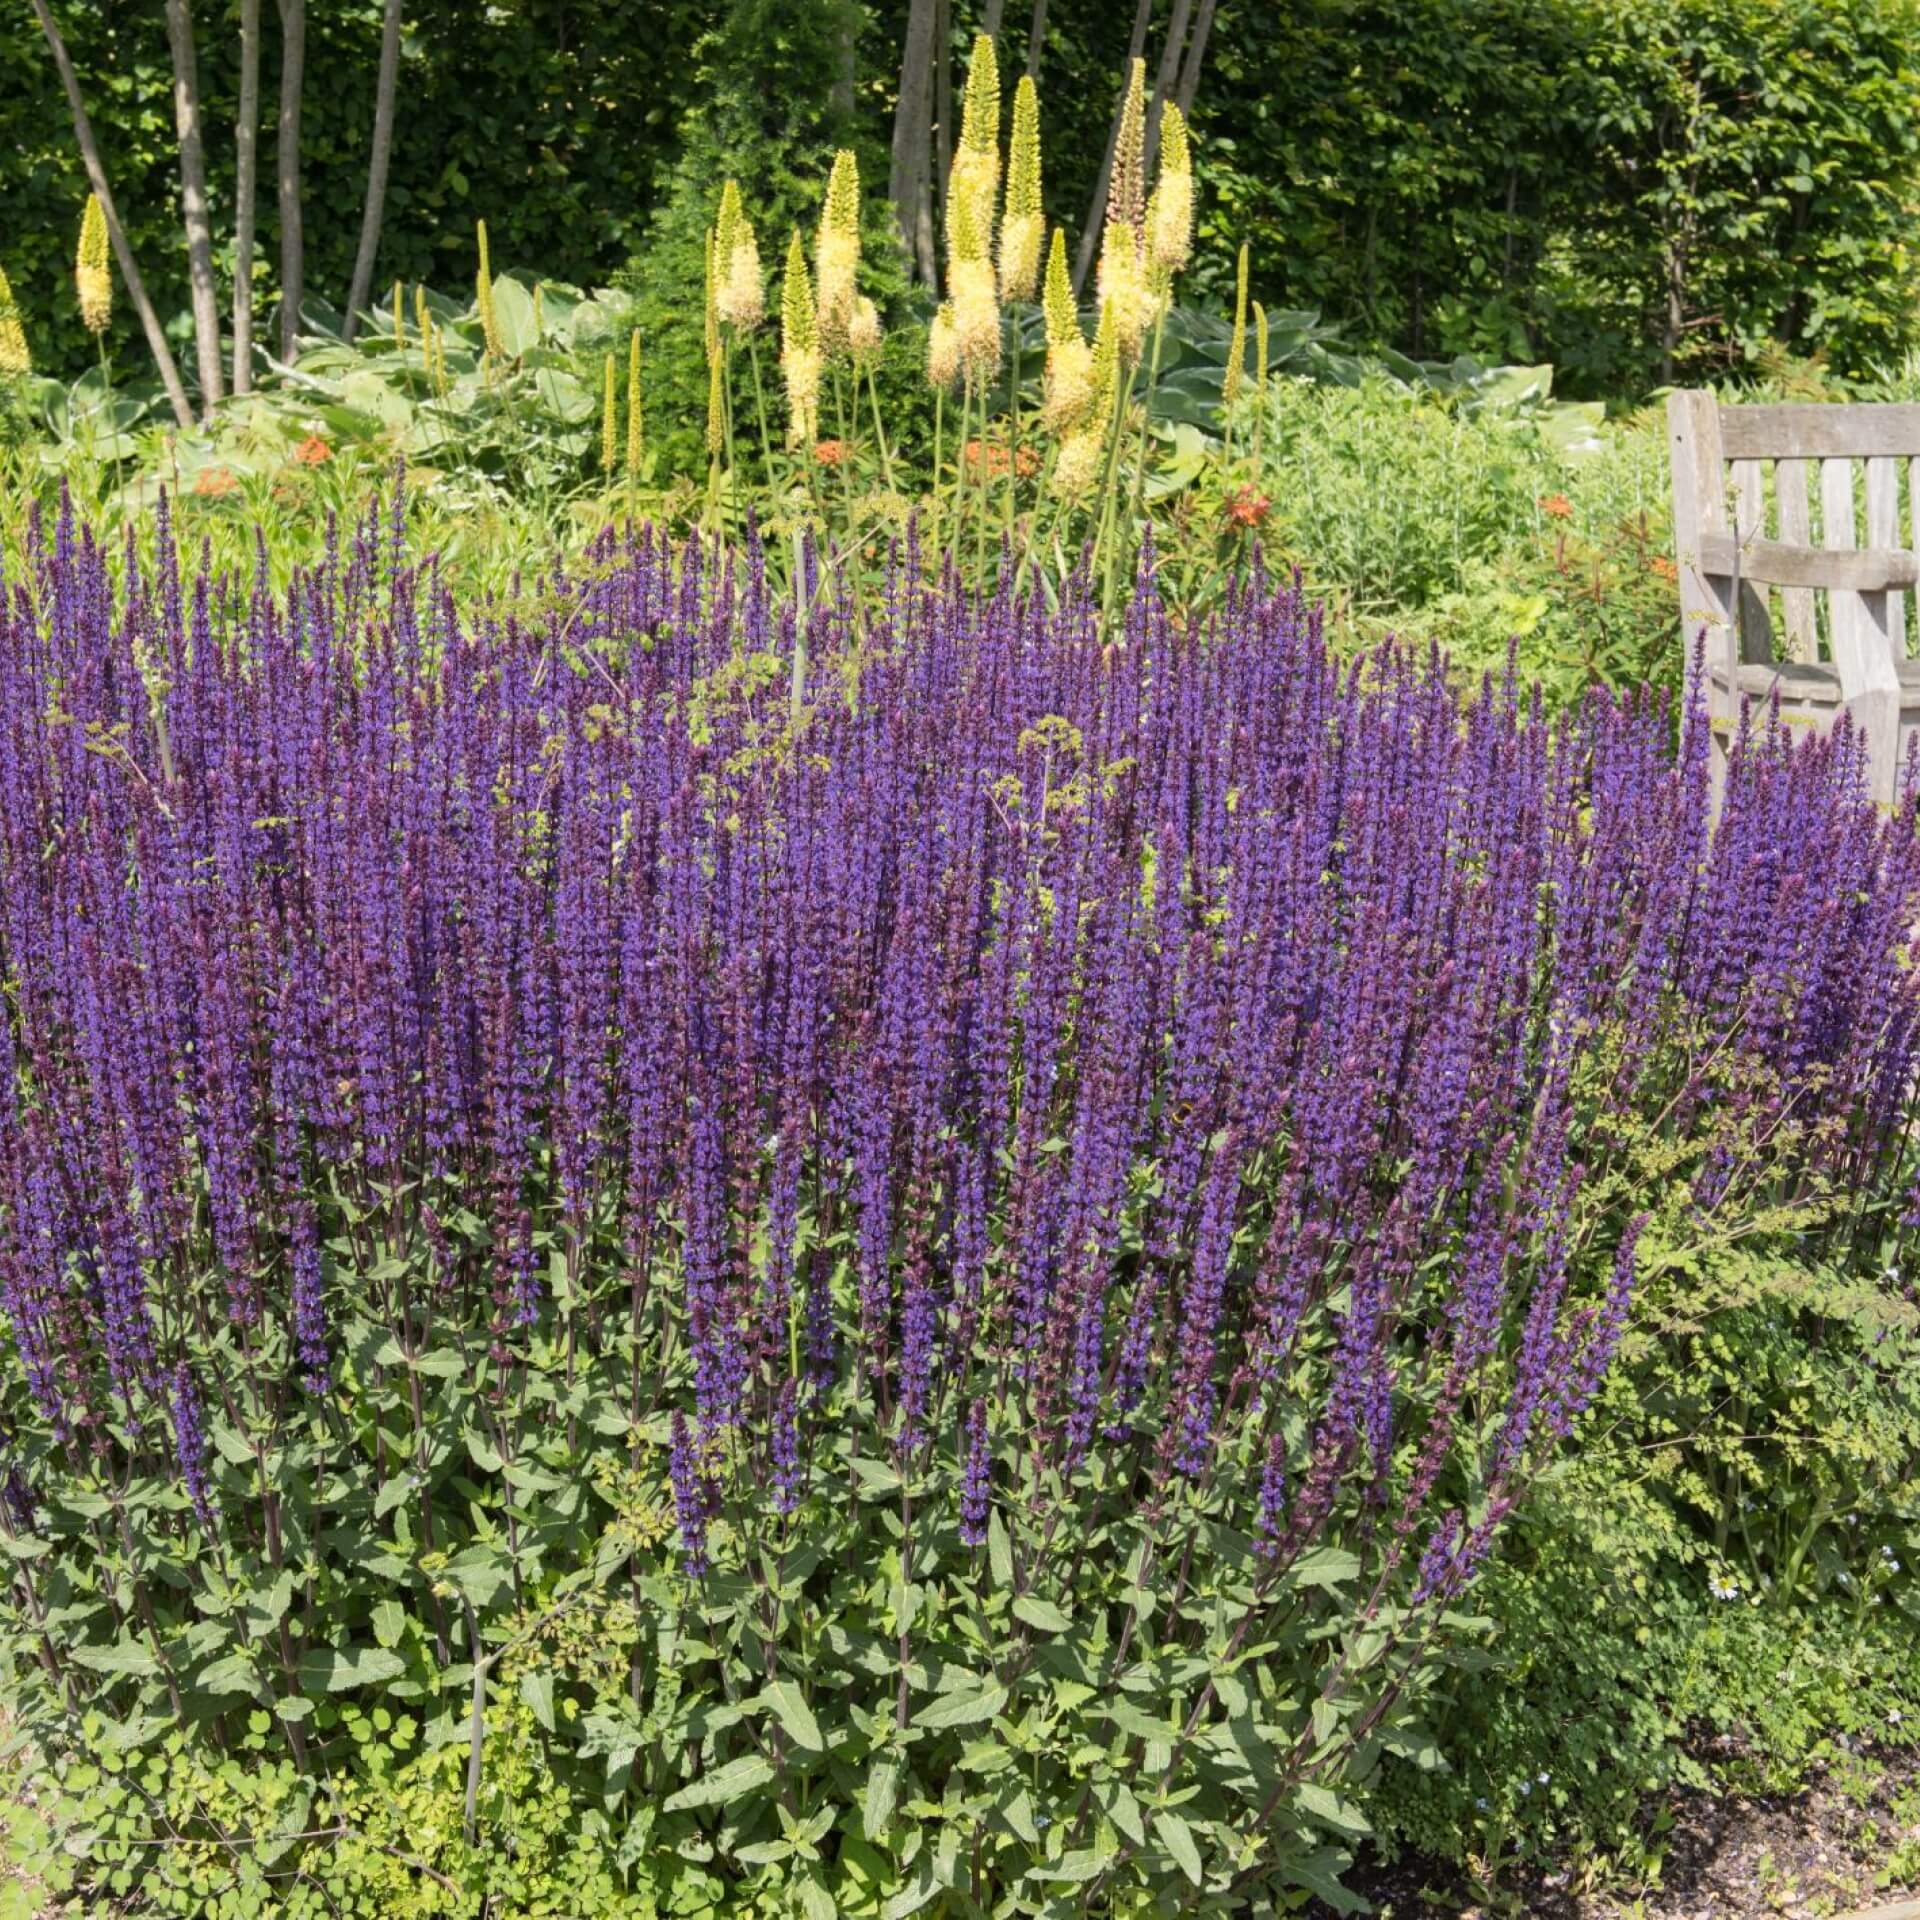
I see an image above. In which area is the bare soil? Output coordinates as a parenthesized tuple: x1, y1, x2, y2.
(1315, 1743, 1920, 1919)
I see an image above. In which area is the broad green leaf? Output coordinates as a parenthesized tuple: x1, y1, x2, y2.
(297, 1646, 406, 1692)
(757, 1680, 823, 1752)
(987, 1510, 1014, 1589)
(795, 1875, 836, 1920)
(663, 1752, 775, 1812)
(520, 1669, 555, 1732)
(71, 1641, 159, 1679)
(489, 276, 539, 357)
(1012, 1594, 1070, 1633)
(1155, 1808, 1204, 1885)
(1295, 1781, 1371, 1838)
(195, 1654, 260, 1697)
(370, 1600, 406, 1649)
(862, 1755, 899, 1839)
(915, 1682, 1007, 1729)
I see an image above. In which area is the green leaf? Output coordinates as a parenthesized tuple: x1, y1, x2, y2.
(663, 1753, 776, 1813)
(1295, 1781, 1371, 1838)
(1287, 1546, 1363, 1591)
(297, 1646, 407, 1693)
(1155, 1808, 1204, 1885)
(862, 1755, 900, 1840)
(70, 1641, 160, 1679)
(370, 1600, 406, 1649)
(915, 1682, 1007, 1729)
(489, 275, 539, 358)
(757, 1680, 823, 1752)
(520, 1669, 555, 1733)
(795, 1876, 836, 1920)
(987, 1510, 1014, 1589)
(1012, 1594, 1070, 1633)
(194, 1654, 260, 1697)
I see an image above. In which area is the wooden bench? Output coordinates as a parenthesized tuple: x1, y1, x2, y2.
(1667, 390, 1920, 805)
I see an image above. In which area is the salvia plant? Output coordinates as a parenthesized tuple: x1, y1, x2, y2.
(0, 486, 1917, 1915)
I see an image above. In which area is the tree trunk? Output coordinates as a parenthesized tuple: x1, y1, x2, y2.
(1172, 0, 1216, 113)
(982, 0, 1005, 39)
(1024, 0, 1048, 81)
(27, 0, 194, 427)
(164, 0, 225, 416)
(889, 0, 939, 281)
(1144, 0, 1191, 178)
(277, 0, 307, 363)
(233, 0, 260, 393)
(934, 0, 952, 243)
(831, 6, 856, 118)
(344, 0, 404, 341)
(1072, 0, 1153, 295)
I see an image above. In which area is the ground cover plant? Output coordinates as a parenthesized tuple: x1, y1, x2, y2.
(0, 479, 1915, 1913)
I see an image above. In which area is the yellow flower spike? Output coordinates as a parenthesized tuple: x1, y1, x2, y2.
(779, 228, 820, 449)
(848, 295, 882, 360)
(1106, 59, 1148, 237)
(703, 227, 721, 366)
(815, 148, 862, 353)
(415, 284, 432, 350)
(715, 181, 764, 333)
(1053, 299, 1119, 503)
(601, 352, 618, 473)
(1096, 219, 1150, 363)
(0, 266, 30, 376)
(1253, 301, 1269, 396)
(946, 32, 1002, 268)
(532, 281, 545, 342)
(76, 194, 112, 335)
(1149, 102, 1193, 273)
(949, 192, 1001, 377)
(391, 280, 406, 351)
(475, 221, 500, 358)
(927, 303, 961, 390)
(1041, 230, 1092, 433)
(999, 75, 1044, 302)
(1222, 240, 1249, 413)
(626, 330, 643, 475)
(706, 349, 726, 456)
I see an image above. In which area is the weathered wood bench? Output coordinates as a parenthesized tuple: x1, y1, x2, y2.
(1668, 390, 1920, 805)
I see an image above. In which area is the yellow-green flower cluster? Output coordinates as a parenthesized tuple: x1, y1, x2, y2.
(1040, 228, 1092, 433)
(0, 265, 30, 376)
(76, 194, 111, 336)
(780, 229, 820, 449)
(714, 181, 764, 333)
(626, 329, 643, 475)
(1147, 102, 1193, 274)
(998, 75, 1044, 302)
(601, 352, 619, 472)
(1053, 299, 1119, 501)
(815, 149, 862, 352)
(475, 222, 501, 358)
(1094, 62, 1154, 361)
(946, 33, 1001, 268)
(1223, 240, 1249, 413)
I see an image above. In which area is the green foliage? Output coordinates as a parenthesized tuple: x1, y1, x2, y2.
(1366, 1048, 1920, 1884)
(1200, 0, 1920, 395)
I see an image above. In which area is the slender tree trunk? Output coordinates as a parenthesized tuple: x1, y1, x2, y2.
(831, 6, 856, 118)
(344, 0, 404, 340)
(934, 0, 953, 242)
(277, 0, 307, 363)
(889, 0, 939, 281)
(1024, 0, 1049, 81)
(1072, 0, 1153, 295)
(1172, 0, 1216, 113)
(912, 48, 939, 291)
(1144, 0, 1191, 177)
(27, 0, 194, 427)
(233, 0, 261, 393)
(982, 0, 1005, 39)
(164, 0, 225, 416)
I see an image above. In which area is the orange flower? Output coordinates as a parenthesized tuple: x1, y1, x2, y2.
(812, 438, 848, 467)
(1539, 492, 1572, 519)
(1223, 484, 1271, 530)
(294, 435, 332, 466)
(193, 466, 239, 498)
(1651, 554, 1677, 581)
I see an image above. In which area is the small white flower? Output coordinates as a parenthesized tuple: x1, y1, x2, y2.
(1475, 1797, 1489, 1811)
